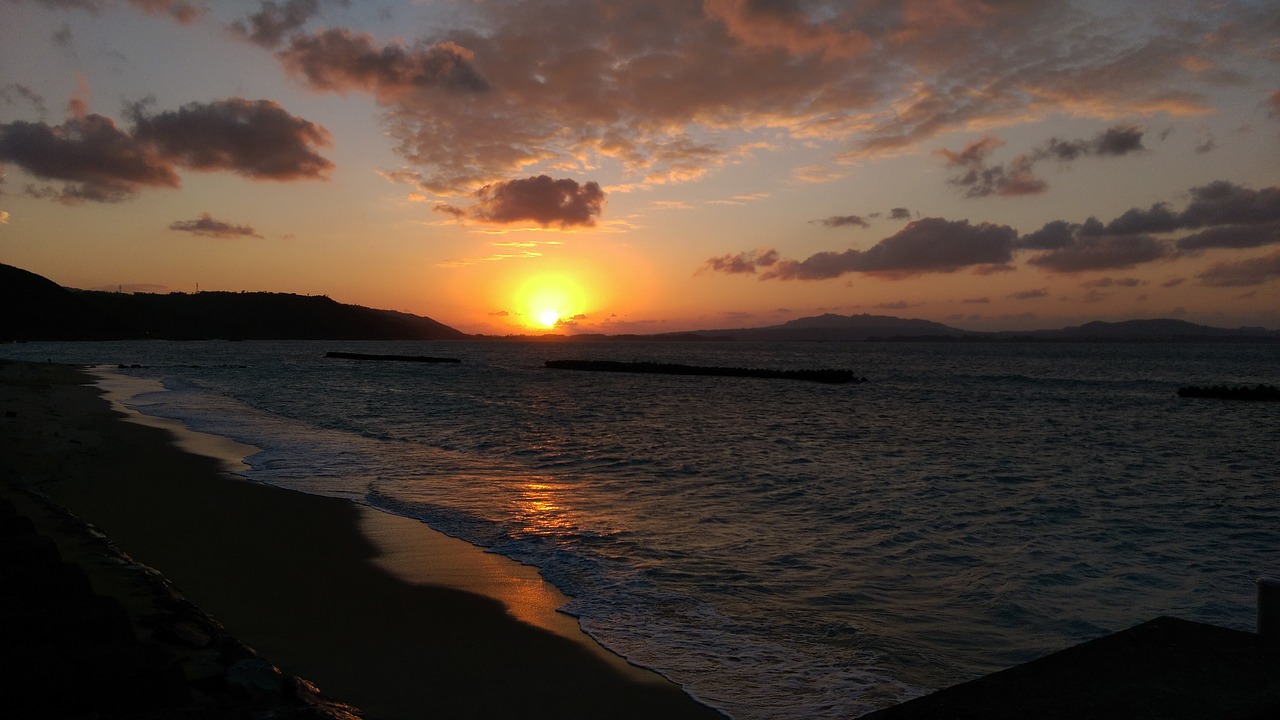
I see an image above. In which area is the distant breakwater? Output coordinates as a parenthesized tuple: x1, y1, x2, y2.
(544, 359, 864, 384)
(325, 351, 461, 363)
(1177, 384, 1280, 401)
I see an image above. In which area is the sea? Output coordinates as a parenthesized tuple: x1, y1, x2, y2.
(4, 339, 1278, 719)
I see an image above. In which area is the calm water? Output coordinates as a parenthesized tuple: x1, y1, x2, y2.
(5, 340, 1278, 718)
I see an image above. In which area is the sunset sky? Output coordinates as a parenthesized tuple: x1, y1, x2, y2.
(1, 0, 1278, 334)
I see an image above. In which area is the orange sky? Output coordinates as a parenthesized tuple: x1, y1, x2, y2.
(1, 0, 1278, 334)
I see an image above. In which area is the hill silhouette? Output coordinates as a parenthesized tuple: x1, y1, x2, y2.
(1, 264, 465, 341)
(5, 263, 1276, 343)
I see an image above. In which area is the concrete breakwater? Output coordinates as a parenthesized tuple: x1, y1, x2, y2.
(1177, 384, 1280, 401)
(544, 359, 865, 384)
(324, 352, 461, 363)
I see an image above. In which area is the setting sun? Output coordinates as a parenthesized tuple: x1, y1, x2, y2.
(513, 273, 587, 331)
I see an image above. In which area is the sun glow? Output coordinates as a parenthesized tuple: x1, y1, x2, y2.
(514, 273, 587, 331)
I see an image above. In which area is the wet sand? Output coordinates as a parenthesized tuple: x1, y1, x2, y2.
(0, 360, 725, 719)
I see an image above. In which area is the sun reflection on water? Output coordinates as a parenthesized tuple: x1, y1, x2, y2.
(516, 479, 577, 537)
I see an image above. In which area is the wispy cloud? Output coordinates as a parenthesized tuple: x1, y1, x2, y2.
(938, 125, 1146, 199)
(168, 213, 263, 239)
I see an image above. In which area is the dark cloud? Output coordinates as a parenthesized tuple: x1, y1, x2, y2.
(168, 213, 263, 238)
(0, 98, 331, 203)
(1015, 181, 1280, 272)
(466, 175, 605, 228)
(1009, 288, 1049, 300)
(1177, 222, 1280, 251)
(1, 84, 49, 116)
(1196, 250, 1280, 286)
(940, 125, 1145, 199)
(1177, 181, 1280, 229)
(1018, 220, 1076, 250)
(1040, 124, 1146, 161)
(700, 248, 779, 275)
(1080, 277, 1144, 288)
(962, 297, 990, 304)
(277, 29, 489, 101)
(231, 0, 321, 48)
(0, 113, 179, 203)
(889, 208, 911, 220)
(1088, 181, 1280, 248)
(130, 98, 333, 180)
(1269, 90, 1280, 118)
(756, 218, 1018, 280)
(1025, 234, 1170, 273)
(816, 215, 868, 228)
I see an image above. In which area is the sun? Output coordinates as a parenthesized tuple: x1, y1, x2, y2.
(514, 273, 587, 331)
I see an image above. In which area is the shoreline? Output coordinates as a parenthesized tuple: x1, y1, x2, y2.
(90, 365, 667, 682)
(0, 360, 725, 719)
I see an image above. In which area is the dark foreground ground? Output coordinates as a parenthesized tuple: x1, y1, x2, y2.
(862, 615, 1280, 719)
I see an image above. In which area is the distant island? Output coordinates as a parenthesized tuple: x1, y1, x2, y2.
(1, 263, 465, 341)
(3, 263, 1277, 343)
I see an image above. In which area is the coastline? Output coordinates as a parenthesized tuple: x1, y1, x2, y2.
(0, 360, 725, 719)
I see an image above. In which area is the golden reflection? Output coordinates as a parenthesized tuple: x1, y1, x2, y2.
(517, 480, 574, 536)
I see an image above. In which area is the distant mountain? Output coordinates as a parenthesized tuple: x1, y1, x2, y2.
(696, 313, 973, 342)
(996, 319, 1280, 342)
(679, 313, 1279, 343)
(1, 263, 466, 341)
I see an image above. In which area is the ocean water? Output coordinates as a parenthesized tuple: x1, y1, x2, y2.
(5, 339, 1278, 718)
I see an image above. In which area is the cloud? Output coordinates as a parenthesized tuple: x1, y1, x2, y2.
(460, 175, 605, 228)
(0, 97, 332, 203)
(127, 0, 202, 23)
(1009, 288, 1049, 300)
(0, 211, 9, 224)
(345, 1, 1269, 195)
(130, 98, 333, 181)
(700, 248, 779, 275)
(15, 0, 204, 22)
(231, 0, 322, 48)
(1080, 277, 1144, 288)
(889, 208, 912, 220)
(1025, 233, 1170, 272)
(1, 84, 48, 116)
(815, 215, 869, 228)
(718, 218, 1019, 280)
(1196, 250, 1280, 286)
(1086, 181, 1280, 250)
(1177, 222, 1280, 251)
(939, 125, 1145, 198)
(1039, 125, 1146, 161)
(1017, 181, 1280, 271)
(168, 213, 263, 238)
(276, 29, 489, 101)
(1269, 90, 1280, 118)
(0, 113, 180, 203)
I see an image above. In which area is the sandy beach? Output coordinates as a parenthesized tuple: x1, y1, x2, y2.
(0, 359, 725, 719)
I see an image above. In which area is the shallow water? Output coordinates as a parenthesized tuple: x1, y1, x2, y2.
(6, 339, 1278, 718)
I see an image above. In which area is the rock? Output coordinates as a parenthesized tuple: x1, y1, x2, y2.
(226, 657, 283, 695)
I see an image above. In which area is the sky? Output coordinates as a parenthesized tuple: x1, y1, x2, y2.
(1, 0, 1278, 335)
